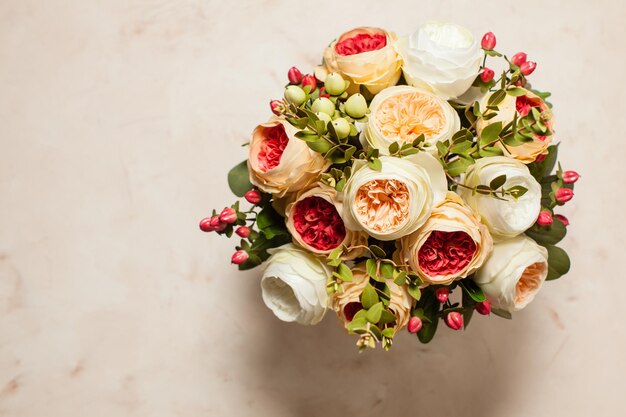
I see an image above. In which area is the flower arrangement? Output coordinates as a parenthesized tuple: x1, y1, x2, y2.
(199, 22, 579, 350)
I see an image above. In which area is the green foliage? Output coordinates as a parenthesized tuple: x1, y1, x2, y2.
(545, 245, 571, 280)
(227, 160, 253, 197)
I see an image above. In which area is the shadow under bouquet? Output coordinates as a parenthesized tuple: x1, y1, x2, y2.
(200, 22, 578, 351)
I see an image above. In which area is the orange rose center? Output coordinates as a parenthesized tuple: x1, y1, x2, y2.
(355, 179, 409, 233)
(375, 92, 446, 143)
(515, 262, 546, 304)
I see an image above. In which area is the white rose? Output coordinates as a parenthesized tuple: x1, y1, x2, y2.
(341, 153, 447, 241)
(459, 156, 541, 238)
(398, 21, 482, 100)
(364, 85, 460, 154)
(260, 244, 330, 325)
(473, 235, 549, 312)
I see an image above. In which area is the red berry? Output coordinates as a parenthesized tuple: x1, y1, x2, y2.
(219, 207, 237, 224)
(445, 312, 464, 330)
(236, 226, 251, 238)
(537, 211, 553, 226)
(520, 61, 537, 76)
(554, 214, 570, 226)
(231, 250, 249, 265)
(287, 66, 303, 84)
(562, 170, 580, 184)
(199, 217, 215, 232)
(475, 301, 491, 315)
(555, 188, 574, 204)
(435, 287, 450, 303)
(480, 67, 495, 83)
(407, 316, 423, 334)
(301, 74, 317, 91)
(511, 52, 527, 66)
(245, 189, 262, 205)
(481, 32, 496, 50)
(270, 100, 283, 115)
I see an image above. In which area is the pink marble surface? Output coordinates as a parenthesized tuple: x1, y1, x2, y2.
(0, 0, 624, 416)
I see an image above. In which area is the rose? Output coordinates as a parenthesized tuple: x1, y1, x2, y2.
(459, 156, 541, 238)
(397, 21, 483, 100)
(473, 235, 549, 312)
(341, 153, 447, 241)
(399, 192, 493, 285)
(317, 27, 402, 94)
(284, 183, 368, 259)
(331, 263, 412, 332)
(477, 89, 555, 163)
(364, 85, 460, 154)
(248, 118, 329, 197)
(260, 244, 331, 325)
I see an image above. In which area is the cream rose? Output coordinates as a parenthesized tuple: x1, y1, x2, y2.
(248, 118, 329, 198)
(398, 21, 483, 100)
(284, 183, 368, 259)
(341, 153, 447, 241)
(364, 85, 460, 154)
(459, 156, 541, 238)
(318, 27, 402, 94)
(476, 89, 555, 163)
(260, 244, 331, 325)
(399, 192, 493, 285)
(473, 235, 549, 312)
(331, 263, 412, 333)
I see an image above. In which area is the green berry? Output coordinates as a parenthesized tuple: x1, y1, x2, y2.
(332, 118, 351, 139)
(311, 97, 335, 115)
(344, 94, 368, 119)
(316, 111, 333, 126)
(325, 73, 347, 96)
(284, 85, 307, 106)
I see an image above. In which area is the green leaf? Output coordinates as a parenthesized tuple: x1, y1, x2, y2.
(368, 158, 382, 171)
(237, 253, 263, 271)
(393, 271, 407, 286)
(366, 302, 384, 323)
(479, 121, 503, 146)
(347, 317, 368, 332)
(446, 156, 474, 177)
(307, 139, 333, 154)
(366, 259, 378, 280)
(545, 245, 571, 280)
(337, 263, 354, 282)
(461, 289, 476, 329)
(525, 221, 567, 245)
(369, 245, 386, 258)
(380, 262, 394, 279)
(407, 284, 421, 301)
(256, 205, 283, 230)
(450, 141, 473, 155)
(459, 279, 486, 302)
(227, 160, 253, 197)
(492, 308, 512, 320)
(360, 284, 379, 309)
(489, 174, 507, 190)
(417, 291, 439, 344)
(388, 142, 399, 154)
(381, 327, 395, 338)
(487, 89, 506, 106)
(261, 225, 288, 240)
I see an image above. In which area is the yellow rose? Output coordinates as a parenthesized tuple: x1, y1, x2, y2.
(318, 27, 402, 94)
(399, 192, 493, 285)
(284, 183, 368, 259)
(248, 118, 329, 197)
(477, 89, 555, 164)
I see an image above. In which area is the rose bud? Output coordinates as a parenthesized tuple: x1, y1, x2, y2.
(287, 66, 303, 84)
(269, 100, 283, 115)
(245, 189, 262, 205)
(480, 67, 495, 83)
(537, 211, 553, 226)
(284, 85, 307, 106)
(324, 72, 347, 96)
(231, 250, 249, 265)
(562, 170, 580, 184)
(210, 215, 227, 232)
(219, 207, 237, 224)
(311, 97, 335, 116)
(435, 287, 450, 303)
(331, 118, 351, 139)
(407, 316, 423, 334)
(301, 74, 317, 92)
(199, 217, 215, 232)
(555, 188, 574, 203)
(520, 61, 537, 76)
(475, 300, 491, 315)
(511, 52, 527, 66)
(236, 226, 251, 238)
(481, 32, 496, 50)
(554, 214, 570, 226)
(445, 311, 464, 330)
(344, 93, 368, 119)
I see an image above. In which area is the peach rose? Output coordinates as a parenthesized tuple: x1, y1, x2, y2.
(284, 183, 368, 259)
(318, 27, 402, 94)
(476, 89, 555, 163)
(399, 192, 493, 285)
(248, 118, 329, 197)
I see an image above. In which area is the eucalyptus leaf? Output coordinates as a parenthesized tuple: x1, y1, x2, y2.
(360, 284, 379, 309)
(227, 160, 253, 197)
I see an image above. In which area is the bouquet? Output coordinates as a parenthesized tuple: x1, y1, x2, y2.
(199, 22, 579, 350)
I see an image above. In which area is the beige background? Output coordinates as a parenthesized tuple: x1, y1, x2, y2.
(1, 0, 624, 416)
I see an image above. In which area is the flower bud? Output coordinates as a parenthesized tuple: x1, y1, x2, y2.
(520, 61, 537, 76)
(269, 100, 283, 115)
(324, 72, 347, 96)
(435, 287, 450, 303)
(562, 170, 580, 184)
(319, 86, 330, 98)
(407, 316, 423, 334)
(480, 68, 495, 83)
(331, 118, 351, 139)
(344, 93, 368, 119)
(554, 214, 570, 226)
(311, 97, 335, 115)
(287, 66, 303, 84)
(481, 32, 496, 50)
(316, 111, 333, 127)
(284, 85, 307, 106)
(555, 188, 574, 204)
(535, 153, 547, 162)
(236, 226, 251, 238)
(537, 211, 553, 226)
(511, 52, 527, 66)
(245, 189, 262, 205)
(301, 74, 317, 92)
(199, 217, 215, 232)
(231, 250, 249, 265)
(219, 207, 237, 224)
(475, 300, 491, 315)
(210, 215, 227, 232)
(445, 311, 463, 330)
